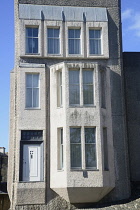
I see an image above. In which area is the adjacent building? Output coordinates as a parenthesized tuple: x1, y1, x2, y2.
(8, 0, 138, 209)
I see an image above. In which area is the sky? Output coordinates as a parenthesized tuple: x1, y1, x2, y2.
(0, 0, 140, 152)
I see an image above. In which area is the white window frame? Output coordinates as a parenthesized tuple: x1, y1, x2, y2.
(86, 22, 109, 59)
(57, 70, 63, 107)
(65, 22, 84, 58)
(25, 73, 40, 109)
(47, 27, 60, 55)
(68, 28, 81, 55)
(57, 128, 64, 170)
(70, 127, 97, 170)
(89, 29, 102, 55)
(20, 20, 42, 56)
(45, 21, 63, 57)
(25, 27, 39, 54)
(69, 68, 94, 106)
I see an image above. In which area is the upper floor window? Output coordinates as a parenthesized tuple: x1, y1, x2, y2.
(68, 29, 81, 54)
(69, 69, 94, 106)
(89, 29, 101, 55)
(57, 71, 63, 107)
(26, 27, 38, 54)
(69, 70, 80, 105)
(83, 70, 94, 105)
(47, 28, 60, 54)
(26, 73, 40, 108)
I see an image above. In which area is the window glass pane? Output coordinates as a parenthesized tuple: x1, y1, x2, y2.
(71, 144, 81, 168)
(85, 144, 96, 168)
(83, 70, 94, 105)
(89, 29, 100, 38)
(103, 128, 108, 170)
(68, 29, 80, 54)
(32, 38, 38, 53)
(94, 30, 101, 38)
(68, 39, 74, 54)
(48, 38, 53, 54)
(69, 70, 79, 84)
(26, 28, 32, 37)
(74, 39, 80, 54)
(54, 29, 59, 38)
(26, 74, 32, 87)
(47, 28, 60, 54)
(70, 128, 81, 143)
(33, 88, 39, 107)
(54, 39, 60, 54)
(33, 28, 38, 37)
(68, 29, 74, 38)
(26, 88, 32, 107)
(89, 29, 101, 55)
(85, 128, 95, 143)
(83, 70, 93, 84)
(48, 28, 53, 37)
(26, 38, 32, 53)
(83, 85, 93, 104)
(69, 70, 80, 105)
(33, 74, 39, 87)
(26, 28, 38, 54)
(75, 29, 80, 38)
(90, 40, 101, 54)
(69, 85, 80, 104)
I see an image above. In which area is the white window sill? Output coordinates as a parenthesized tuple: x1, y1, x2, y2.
(25, 108, 41, 110)
(69, 105, 96, 108)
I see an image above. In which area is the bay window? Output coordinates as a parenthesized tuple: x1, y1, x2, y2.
(69, 70, 80, 105)
(85, 128, 96, 168)
(69, 69, 94, 106)
(70, 128, 81, 168)
(57, 71, 63, 107)
(70, 127, 96, 170)
(26, 73, 40, 108)
(83, 70, 94, 105)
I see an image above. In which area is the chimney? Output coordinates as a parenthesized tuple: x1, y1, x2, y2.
(0, 147, 5, 154)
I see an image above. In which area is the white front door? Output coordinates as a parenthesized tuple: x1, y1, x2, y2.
(22, 144, 41, 181)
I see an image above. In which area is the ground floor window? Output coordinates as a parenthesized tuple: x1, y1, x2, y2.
(70, 127, 96, 170)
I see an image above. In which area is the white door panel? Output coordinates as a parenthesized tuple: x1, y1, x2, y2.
(23, 144, 41, 181)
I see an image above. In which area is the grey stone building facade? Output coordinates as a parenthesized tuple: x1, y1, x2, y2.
(8, 0, 139, 209)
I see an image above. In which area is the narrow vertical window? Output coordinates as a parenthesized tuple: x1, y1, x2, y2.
(101, 71, 106, 108)
(89, 29, 101, 55)
(69, 70, 80, 105)
(57, 71, 62, 107)
(26, 27, 38, 54)
(68, 29, 81, 54)
(70, 128, 81, 168)
(85, 128, 96, 168)
(47, 28, 60, 54)
(26, 74, 39, 108)
(103, 128, 109, 170)
(58, 128, 63, 170)
(83, 70, 94, 105)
